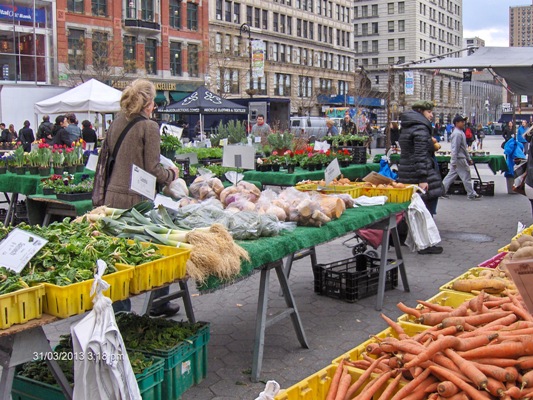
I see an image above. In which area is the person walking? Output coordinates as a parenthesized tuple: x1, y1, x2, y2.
(1, 123, 15, 143)
(95, 78, 181, 317)
(502, 121, 515, 145)
(517, 120, 529, 156)
(325, 119, 338, 136)
(37, 115, 54, 144)
(251, 114, 272, 145)
(397, 100, 444, 254)
(442, 115, 482, 200)
(18, 120, 35, 152)
(476, 124, 486, 150)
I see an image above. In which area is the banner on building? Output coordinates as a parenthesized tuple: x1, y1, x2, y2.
(404, 71, 414, 95)
(0, 5, 46, 23)
(251, 39, 265, 78)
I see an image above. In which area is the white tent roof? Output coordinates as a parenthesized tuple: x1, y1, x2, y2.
(34, 79, 122, 114)
(395, 46, 533, 94)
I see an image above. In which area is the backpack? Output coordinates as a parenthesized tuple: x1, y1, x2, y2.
(465, 128, 473, 140)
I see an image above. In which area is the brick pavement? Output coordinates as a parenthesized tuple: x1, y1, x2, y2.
(40, 135, 531, 399)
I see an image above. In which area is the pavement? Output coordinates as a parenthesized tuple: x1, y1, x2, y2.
(40, 135, 532, 399)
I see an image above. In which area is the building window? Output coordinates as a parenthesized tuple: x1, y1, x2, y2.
(246, 6, 252, 25)
(372, 4, 378, 16)
(372, 40, 378, 52)
(399, 38, 405, 50)
(273, 13, 279, 32)
(67, 0, 84, 13)
(275, 73, 291, 96)
(251, 75, 267, 95)
(188, 44, 199, 77)
(187, 3, 198, 30)
(388, 57, 394, 64)
(141, 0, 153, 20)
(319, 78, 332, 92)
(362, 41, 368, 52)
(362, 23, 368, 35)
(170, 0, 181, 28)
(388, 21, 394, 32)
(254, 8, 260, 28)
(398, 20, 405, 32)
(362, 5, 368, 17)
(280, 15, 286, 33)
(298, 75, 312, 97)
(92, 0, 106, 16)
(123, 36, 136, 72)
(372, 22, 378, 34)
(170, 42, 182, 76)
(216, 0, 223, 20)
(398, 56, 405, 63)
(388, 39, 394, 51)
(297, 19, 302, 36)
(233, 36, 240, 56)
(262, 9, 268, 29)
(68, 29, 85, 70)
(233, 3, 240, 23)
(145, 38, 157, 74)
(372, 58, 378, 65)
(287, 16, 292, 35)
(219, 68, 239, 94)
(225, 1, 231, 22)
(338, 80, 348, 95)
(92, 32, 108, 70)
(387, 3, 394, 14)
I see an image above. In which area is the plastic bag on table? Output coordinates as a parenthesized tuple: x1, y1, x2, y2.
(355, 212, 405, 249)
(162, 178, 189, 200)
(220, 211, 295, 239)
(170, 198, 226, 228)
(378, 158, 398, 180)
(71, 260, 140, 400)
(255, 189, 288, 221)
(404, 192, 441, 252)
(220, 180, 261, 206)
(188, 168, 224, 200)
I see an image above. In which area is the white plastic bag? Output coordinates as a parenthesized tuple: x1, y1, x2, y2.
(255, 381, 280, 400)
(71, 260, 141, 400)
(405, 192, 441, 252)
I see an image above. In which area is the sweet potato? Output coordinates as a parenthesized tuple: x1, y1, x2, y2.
(452, 278, 506, 294)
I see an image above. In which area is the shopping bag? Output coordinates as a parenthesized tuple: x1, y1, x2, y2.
(513, 159, 527, 196)
(404, 192, 441, 252)
(71, 260, 141, 400)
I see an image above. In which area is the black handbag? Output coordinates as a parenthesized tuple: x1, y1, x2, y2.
(513, 159, 528, 196)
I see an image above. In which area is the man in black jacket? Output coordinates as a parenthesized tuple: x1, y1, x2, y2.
(37, 115, 54, 144)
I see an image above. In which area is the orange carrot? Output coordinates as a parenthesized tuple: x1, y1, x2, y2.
(416, 300, 454, 313)
(418, 311, 456, 326)
(366, 342, 383, 355)
(443, 348, 488, 390)
(510, 294, 533, 322)
(517, 355, 533, 370)
(443, 393, 469, 400)
(483, 297, 512, 308)
(377, 373, 402, 400)
(397, 302, 422, 318)
(440, 311, 512, 328)
(503, 385, 522, 399)
(425, 325, 463, 339)
(344, 360, 372, 369)
(403, 336, 461, 369)
(326, 360, 345, 400)
(501, 302, 533, 322)
(343, 356, 386, 400)
(379, 337, 425, 355)
(458, 341, 533, 360)
(362, 353, 391, 372)
(501, 321, 533, 331)
(504, 367, 519, 382)
(471, 361, 514, 383)
(437, 381, 460, 397)
(424, 382, 440, 393)
(334, 368, 351, 400)
(399, 377, 438, 400)
(468, 357, 519, 368)
(354, 371, 392, 400)
(380, 313, 408, 338)
(484, 377, 506, 398)
(390, 367, 433, 400)
(522, 370, 533, 389)
(428, 365, 491, 400)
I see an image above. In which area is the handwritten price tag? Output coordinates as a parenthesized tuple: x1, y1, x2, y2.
(130, 164, 156, 200)
(325, 158, 341, 185)
(0, 229, 48, 273)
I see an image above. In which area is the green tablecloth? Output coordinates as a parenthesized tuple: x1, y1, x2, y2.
(372, 154, 507, 174)
(198, 202, 408, 291)
(0, 169, 95, 196)
(242, 164, 380, 187)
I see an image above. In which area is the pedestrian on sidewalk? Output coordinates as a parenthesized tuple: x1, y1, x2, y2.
(442, 115, 482, 200)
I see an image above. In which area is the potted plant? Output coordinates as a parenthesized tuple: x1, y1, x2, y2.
(36, 141, 52, 176)
(63, 147, 77, 174)
(267, 151, 283, 171)
(283, 150, 298, 174)
(26, 151, 39, 175)
(12, 145, 26, 175)
(160, 134, 182, 159)
(55, 177, 94, 202)
(336, 149, 352, 167)
(0, 155, 7, 174)
(74, 139, 85, 172)
(52, 146, 65, 175)
(40, 174, 64, 195)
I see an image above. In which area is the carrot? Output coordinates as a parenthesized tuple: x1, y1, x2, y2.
(390, 367, 433, 400)
(379, 338, 425, 355)
(501, 302, 533, 322)
(483, 297, 512, 308)
(425, 382, 440, 393)
(399, 378, 439, 400)
(326, 360, 345, 400)
(483, 377, 506, 398)
(440, 311, 513, 328)
(362, 353, 391, 372)
(468, 290, 485, 314)
(380, 313, 408, 338)
(504, 367, 519, 382)
(443, 393, 469, 400)
(425, 325, 463, 339)
(343, 356, 386, 400)
(354, 371, 392, 400)
(366, 342, 383, 355)
(428, 365, 491, 400)
(501, 321, 533, 331)
(416, 300, 454, 313)
(344, 360, 372, 369)
(418, 311, 456, 326)
(510, 294, 533, 322)
(517, 355, 533, 370)
(403, 336, 461, 369)
(503, 385, 522, 399)
(437, 381, 460, 397)
(471, 361, 515, 383)
(458, 341, 533, 360)
(468, 358, 519, 368)
(377, 373, 402, 400)
(496, 328, 533, 339)
(334, 368, 351, 400)
(397, 302, 422, 318)
(443, 348, 489, 389)
(522, 370, 533, 389)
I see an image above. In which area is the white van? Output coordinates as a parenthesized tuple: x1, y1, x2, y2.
(290, 116, 329, 139)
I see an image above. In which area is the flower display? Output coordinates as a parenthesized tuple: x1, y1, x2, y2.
(51, 146, 65, 167)
(36, 141, 52, 168)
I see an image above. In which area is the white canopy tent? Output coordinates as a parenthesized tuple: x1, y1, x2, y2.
(395, 46, 533, 95)
(34, 79, 122, 114)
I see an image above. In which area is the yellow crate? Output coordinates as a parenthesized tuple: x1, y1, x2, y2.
(498, 224, 533, 252)
(0, 285, 46, 329)
(438, 267, 509, 297)
(127, 244, 191, 295)
(397, 290, 475, 330)
(331, 324, 427, 366)
(275, 364, 402, 400)
(295, 183, 363, 198)
(43, 264, 133, 318)
(360, 186, 414, 203)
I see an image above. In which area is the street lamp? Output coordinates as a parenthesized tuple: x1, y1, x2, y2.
(239, 23, 255, 98)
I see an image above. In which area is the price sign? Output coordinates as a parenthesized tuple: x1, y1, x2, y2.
(130, 164, 156, 200)
(505, 259, 533, 314)
(220, 138, 228, 147)
(254, 136, 262, 143)
(324, 158, 341, 185)
(0, 228, 48, 273)
(85, 154, 98, 171)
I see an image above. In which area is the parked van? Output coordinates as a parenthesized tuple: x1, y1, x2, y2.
(290, 116, 329, 139)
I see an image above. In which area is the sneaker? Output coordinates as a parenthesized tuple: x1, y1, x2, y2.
(417, 246, 444, 255)
(149, 302, 180, 317)
(467, 193, 483, 200)
(440, 194, 450, 199)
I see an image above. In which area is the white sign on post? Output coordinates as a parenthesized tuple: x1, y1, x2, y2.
(0, 228, 48, 273)
(220, 138, 228, 147)
(324, 158, 341, 185)
(254, 136, 262, 143)
(505, 259, 533, 314)
(85, 154, 99, 171)
(130, 164, 156, 200)
(222, 145, 256, 170)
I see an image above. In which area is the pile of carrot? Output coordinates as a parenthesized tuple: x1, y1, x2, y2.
(325, 291, 533, 400)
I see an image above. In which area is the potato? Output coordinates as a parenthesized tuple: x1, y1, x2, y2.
(517, 234, 533, 245)
(521, 241, 533, 248)
(509, 239, 521, 252)
(511, 246, 533, 260)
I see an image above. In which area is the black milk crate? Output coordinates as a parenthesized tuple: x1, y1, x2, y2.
(350, 146, 367, 164)
(473, 180, 495, 196)
(447, 181, 467, 195)
(313, 254, 398, 303)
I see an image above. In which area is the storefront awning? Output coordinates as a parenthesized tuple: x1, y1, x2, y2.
(170, 91, 189, 103)
(154, 92, 168, 105)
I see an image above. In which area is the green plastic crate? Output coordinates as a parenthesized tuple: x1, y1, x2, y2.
(11, 355, 165, 400)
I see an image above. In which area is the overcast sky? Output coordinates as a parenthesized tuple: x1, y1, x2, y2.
(463, 0, 530, 46)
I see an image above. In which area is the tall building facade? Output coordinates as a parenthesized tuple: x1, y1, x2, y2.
(208, 0, 356, 117)
(510, 2, 533, 47)
(57, 0, 208, 104)
(353, 0, 465, 123)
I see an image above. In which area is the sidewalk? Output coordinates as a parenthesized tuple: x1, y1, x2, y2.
(44, 136, 530, 399)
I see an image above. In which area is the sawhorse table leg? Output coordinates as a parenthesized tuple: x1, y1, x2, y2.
(376, 213, 410, 310)
(252, 260, 309, 382)
(279, 246, 317, 296)
(140, 279, 196, 323)
(4, 192, 17, 226)
(0, 326, 73, 400)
